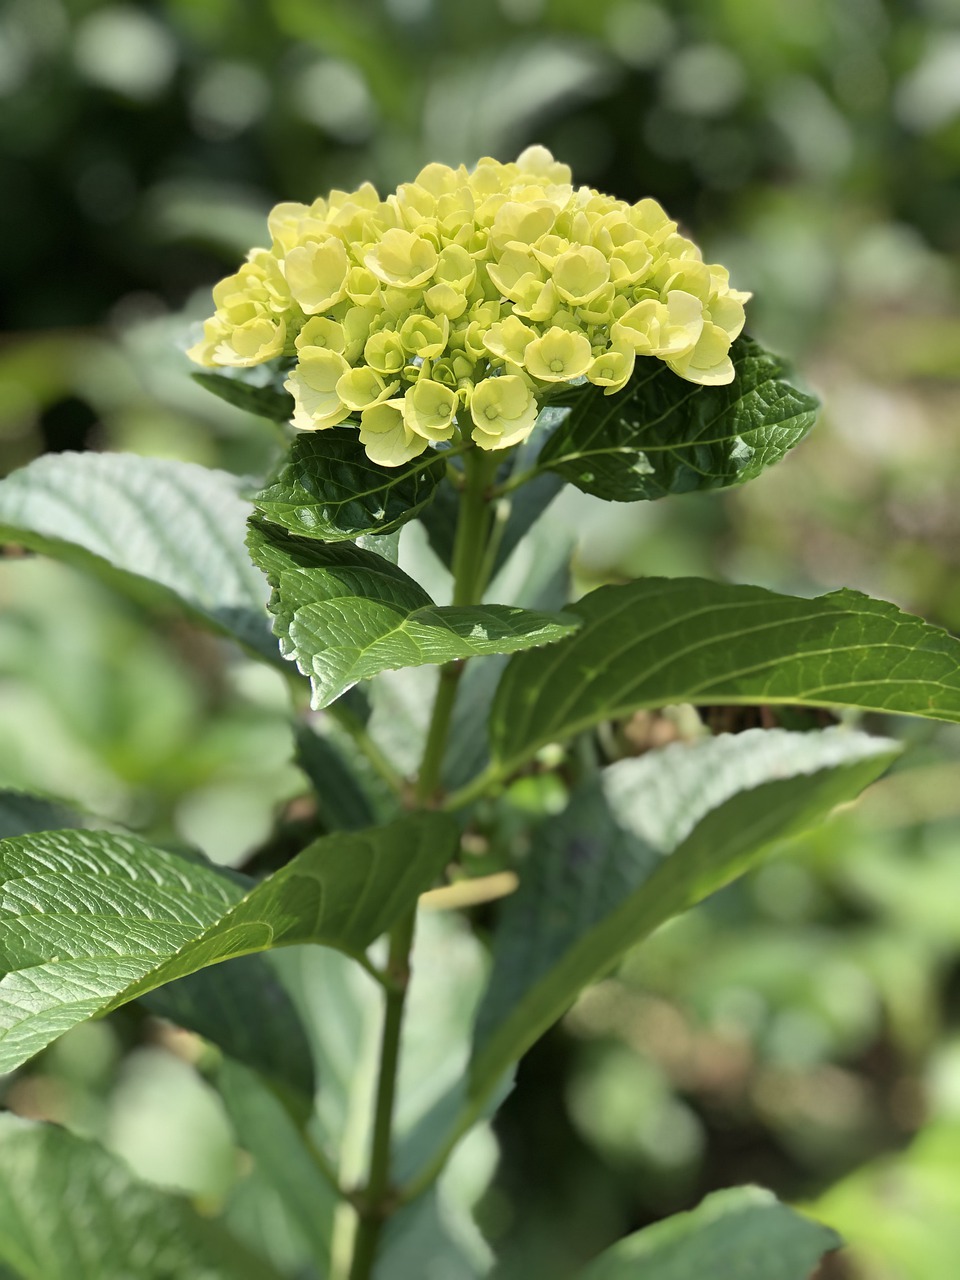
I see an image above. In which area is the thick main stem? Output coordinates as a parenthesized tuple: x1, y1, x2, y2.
(346, 446, 493, 1280)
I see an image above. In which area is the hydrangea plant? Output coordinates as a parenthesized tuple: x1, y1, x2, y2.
(2, 148, 960, 1280)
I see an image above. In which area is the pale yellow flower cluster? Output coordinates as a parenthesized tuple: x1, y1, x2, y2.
(188, 147, 749, 467)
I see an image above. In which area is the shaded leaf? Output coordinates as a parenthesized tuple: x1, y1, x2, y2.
(0, 813, 457, 1072)
(140, 952, 315, 1097)
(254, 429, 446, 541)
(218, 1060, 337, 1269)
(538, 335, 817, 502)
(0, 791, 80, 842)
(471, 729, 896, 1104)
(294, 720, 381, 832)
(247, 519, 579, 709)
(576, 1186, 839, 1280)
(0, 452, 275, 659)
(0, 1114, 279, 1280)
(490, 577, 960, 776)
(191, 369, 294, 422)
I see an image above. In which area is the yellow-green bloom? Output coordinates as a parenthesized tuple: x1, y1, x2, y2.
(190, 144, 748, 462)
(667, 323, 734, 385)
(363, 329, 406, 376)
(483, 316, 536, 367)
(470, 375, 538, 450)
(296, 316, 346, 355)
(612, 290, 703, 359)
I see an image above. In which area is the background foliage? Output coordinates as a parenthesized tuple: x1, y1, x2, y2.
(2, 1, 960, 1276)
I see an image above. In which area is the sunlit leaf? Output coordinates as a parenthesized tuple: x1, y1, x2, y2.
(0, 813, 456, 1073)
(490, 577, 960, 776)
(0, 452, 274, 658)
(247, 519, 578, 709)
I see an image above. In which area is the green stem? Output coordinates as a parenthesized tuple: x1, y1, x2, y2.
(441, 763, 500, 813)
(450, 447, 498, 606)
(346, 444, 494, 1280)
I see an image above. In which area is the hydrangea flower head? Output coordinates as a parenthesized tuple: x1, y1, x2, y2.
(189, 147, 750, 466)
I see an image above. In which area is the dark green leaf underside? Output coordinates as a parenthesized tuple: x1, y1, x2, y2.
(490, 576, 960, 772)
(248, 520, 579, 709)
(254, 429, 446, 541)
(538, 334, 817, 502)
(141, 953, 315, 1097)
(191, 369, 295, 422)
(471, 728, 896, 1101)
(0, 791, 80, 842)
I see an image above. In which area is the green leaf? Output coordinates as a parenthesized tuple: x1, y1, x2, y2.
(470, 728, 897, 1103)
(0, 452, 275, 659)
(0, 791, 79, 842)
(294, 720, 382, 831)
(254, 429, 446, 541)
(537, 335, 817, 502)
(140, 952, 315, 1097)
(490, 577, 960, 776)
(0, 1114, 279, 1280)
(247, 519, 579, 709)
(218, 1060, 337, 1268)
(576, 1186, 839, 1280)
(191, 369, 295, 422)
(0, 812, 457, 1073)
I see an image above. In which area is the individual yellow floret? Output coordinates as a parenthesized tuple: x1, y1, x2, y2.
(523, 327, 594, 383)
(402, 379, 459, 442)
(552, 246, 610, 306)
(336, 367, 401, 413)
(470, 375, 538, 450)
(613, 291, 703, 359)
(284, 350, 351, 430)
(359, 401, 429, 466)
(587, 342, 636, 395)
(284, 238, 349, 314)
(483, 316, 536, 367)
(365, 228, 438, 289)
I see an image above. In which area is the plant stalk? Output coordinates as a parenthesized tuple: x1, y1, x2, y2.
(346, 444, 494, 1280)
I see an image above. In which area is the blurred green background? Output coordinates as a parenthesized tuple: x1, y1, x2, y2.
(2, 1, 960, 1276)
